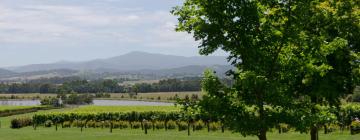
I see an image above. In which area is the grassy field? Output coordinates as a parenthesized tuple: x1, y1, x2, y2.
(64, 105, 180, 113)
(0, 106, 42, 111)
(0, 107, 358, 140)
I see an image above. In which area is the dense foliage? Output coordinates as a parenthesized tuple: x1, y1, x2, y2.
(172, 0, 359, 140)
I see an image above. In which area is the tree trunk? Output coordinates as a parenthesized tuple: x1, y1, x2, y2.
(141, 121, 144, 130)
(165, 121, 167, 131)
(324, 125, 328, 134)
(144, 124, 148, 134)
(110, 122, 113, 133)
(187, 122, 190, 136)
(55, 123, 58, 131)
(257, 129, 267, 140)
(207, 122, 210, 132)
(310, 126, 318, 140)
(152, 122, 155, 131)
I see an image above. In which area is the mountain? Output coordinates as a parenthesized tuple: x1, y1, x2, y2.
(0, 69, 78, 81)
(0, 68, 16, 77)
(7, 51, 229, 73)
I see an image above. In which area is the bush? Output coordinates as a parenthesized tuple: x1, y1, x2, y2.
(352, 92, 360, 102)
(132, 122, 141, 129)
(63, 121, 71, 128)
(11, 118, 32, 129)
(209, 122, 221, 131)
(177, 121, 188, 131)
(194, 120, 205, 130)
(144, 121, 152, 129)
(44, 120, 52, 127)
(167, 120, 176, 129)
(40, 97, 61, 107)
(114, 121, 129, 129)
(351, 120, 360, 135)
(155, 121, 165, 129)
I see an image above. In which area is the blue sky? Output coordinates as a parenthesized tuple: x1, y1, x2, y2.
(0, 0, 224, 67)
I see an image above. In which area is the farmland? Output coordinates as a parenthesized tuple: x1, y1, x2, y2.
(65, 105, 180, 113)
(0, 106, 358, 140)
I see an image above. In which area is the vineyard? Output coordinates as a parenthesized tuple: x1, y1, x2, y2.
(6, 104, 359, 137)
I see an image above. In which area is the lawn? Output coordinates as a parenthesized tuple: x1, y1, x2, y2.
(0, 125, 357, 140)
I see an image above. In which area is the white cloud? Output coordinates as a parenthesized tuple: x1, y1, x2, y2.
(0, 1, 200, 66)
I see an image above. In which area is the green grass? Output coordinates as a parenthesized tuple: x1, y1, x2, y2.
(0, 126, 357, 140)
(0, 106, 42, 111)
(65, 105, 180, 113)
(0, 107, 358, 140)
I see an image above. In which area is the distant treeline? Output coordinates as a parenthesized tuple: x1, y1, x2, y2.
(0, 77, 224, 94)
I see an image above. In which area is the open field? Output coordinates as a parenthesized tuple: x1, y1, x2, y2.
(0, 106, 41, 111)
(0, 127, 357, 140)
(64, 105, 180, 113)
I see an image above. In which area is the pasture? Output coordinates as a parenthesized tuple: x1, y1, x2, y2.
(65, 105, 180, 113)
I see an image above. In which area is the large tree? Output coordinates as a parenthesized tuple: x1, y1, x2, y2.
(172, 0, 359, 140)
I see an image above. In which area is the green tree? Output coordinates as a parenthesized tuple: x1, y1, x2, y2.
(172, 0, 359, 140)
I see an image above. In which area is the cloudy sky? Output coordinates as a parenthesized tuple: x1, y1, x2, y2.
(0, 0, 224, 67)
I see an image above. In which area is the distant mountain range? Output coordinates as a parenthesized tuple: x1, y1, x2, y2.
(0, 52, 231, 81)
(7, 51, 228, 73)
(0, 68, 17, 77)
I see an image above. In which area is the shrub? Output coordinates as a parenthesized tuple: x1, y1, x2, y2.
(155, 121, 165, 129)
(114, 121, 129, 129)
(44, 120, 52, 127)
(209, 122, 221, 131)
(11, 118, 32, 129)
(279, 123, 290, 133)
(352, 92, 360, 102)
(86, 121, 96, 128)
(351, 120, 360, 135)
(167, 120, 176, 129)
(63, 121, 71, 128)
(194, 120, 205, 130)
(132, 122, 141, 129)
(144, 121, 152, 129)
(177, 121, 188, 131)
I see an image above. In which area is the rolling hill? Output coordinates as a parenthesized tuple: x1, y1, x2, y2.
(7, 51, 228, 73)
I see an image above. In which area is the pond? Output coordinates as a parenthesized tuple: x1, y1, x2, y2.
(0, 99, 173, 106)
